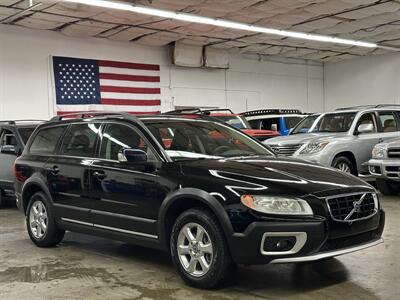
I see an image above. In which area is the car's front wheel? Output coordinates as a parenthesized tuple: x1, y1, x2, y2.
(26, 192, 65, 247)
(170, 208, 235, 289)
(376, 179, 400, 196)
(332, 156, 356, 175)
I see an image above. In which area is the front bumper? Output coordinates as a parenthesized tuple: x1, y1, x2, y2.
(368, 158, 400, 181)
(228, 210, 385, 265)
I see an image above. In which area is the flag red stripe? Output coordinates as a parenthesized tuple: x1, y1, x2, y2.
(99, 73, 160, 82)
(101, 99, 161, 106)
(99, 60, 160, 71)
(57, 111, 160, 116)
(100, 86, 160, 94)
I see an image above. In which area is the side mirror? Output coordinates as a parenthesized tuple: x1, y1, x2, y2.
(1, 145, 17, 155)
(271, 124, 278, 131)
(356, 123, 374, 135)
(118, 148, 147, 163)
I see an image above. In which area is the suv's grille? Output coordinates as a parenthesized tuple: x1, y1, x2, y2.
(269, 144, 302, 156)
(326, 193, 377, 222)
(387, 147, 400, 158)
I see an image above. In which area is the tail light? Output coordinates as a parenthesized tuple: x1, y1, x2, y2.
(14, 159, 27, 182)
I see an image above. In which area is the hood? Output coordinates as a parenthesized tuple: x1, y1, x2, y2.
(242, 129, 279, 137)
(178, 156, 372, 201)
(264, 132, 348, 145)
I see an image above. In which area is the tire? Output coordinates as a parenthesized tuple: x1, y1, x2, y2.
(170, 208, 235, 289)
(332, 156, 356, 175)
(376, 179, 400, 196)
(26, 192, 65, 247)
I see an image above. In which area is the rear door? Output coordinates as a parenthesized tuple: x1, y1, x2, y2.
(45, 123, 100, 225)
(0, 127, 19, 191)
(89, 122, 162, 239)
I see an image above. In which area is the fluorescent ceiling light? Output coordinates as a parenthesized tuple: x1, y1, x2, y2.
(63, 0, 377, 48)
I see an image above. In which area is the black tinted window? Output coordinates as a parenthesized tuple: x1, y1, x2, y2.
(18, 127, 36, 143)
(60, 123, 100, 157)
(30, 126, 66, 155)
(100, 124, 153, 161)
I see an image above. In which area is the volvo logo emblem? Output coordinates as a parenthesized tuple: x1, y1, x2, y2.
(344, 193, 366, 221)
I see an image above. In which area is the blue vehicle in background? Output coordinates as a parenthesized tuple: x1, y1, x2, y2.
(243, 109, 308, 136)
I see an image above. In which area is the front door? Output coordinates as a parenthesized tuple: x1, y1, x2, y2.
(90, 122, 162, 239)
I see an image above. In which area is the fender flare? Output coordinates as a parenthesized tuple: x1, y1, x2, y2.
(157, 188, 234, 249)
(21, 174, 53, 213)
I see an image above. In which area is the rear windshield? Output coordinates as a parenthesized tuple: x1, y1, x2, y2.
(18, 126, 36, 143)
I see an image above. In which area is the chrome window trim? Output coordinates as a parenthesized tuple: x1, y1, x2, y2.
(260, 232, 307, 256)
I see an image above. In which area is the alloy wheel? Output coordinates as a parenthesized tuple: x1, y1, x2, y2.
(177, 222, 214, 277)
(29, 200, 48, 239)
(337, 162, 351, 173)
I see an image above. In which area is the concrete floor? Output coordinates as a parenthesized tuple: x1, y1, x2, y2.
(0, 196, 399, 300)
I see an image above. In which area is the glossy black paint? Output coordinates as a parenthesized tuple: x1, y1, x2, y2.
(14, 115, 384, 264)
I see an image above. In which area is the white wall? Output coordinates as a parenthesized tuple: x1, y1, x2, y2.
(0, 25, 323, 119)
(324, 52, 400, 111)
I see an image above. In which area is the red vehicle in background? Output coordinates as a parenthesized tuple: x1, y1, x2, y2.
(166, 109, 279, 142)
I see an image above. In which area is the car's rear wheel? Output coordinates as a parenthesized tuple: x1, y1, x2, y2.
(332, 156, 356, 175)
(376, 179, 400, 196)
(26, 192, 65, 247)
(170, 208, 235, 289)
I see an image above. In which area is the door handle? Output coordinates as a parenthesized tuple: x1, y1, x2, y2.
(93, 171, 107, 180)
(47, 166, 59, 175)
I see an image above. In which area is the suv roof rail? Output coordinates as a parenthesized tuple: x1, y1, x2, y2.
(335, 104, 400, 111)
(164, 108, 234, 115)
(0, 119, 45, 125)
(49, 111, 136, 122)
(241, 109, 303, 116)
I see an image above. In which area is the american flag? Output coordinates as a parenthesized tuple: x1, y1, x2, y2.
(52, 56, 161, 115)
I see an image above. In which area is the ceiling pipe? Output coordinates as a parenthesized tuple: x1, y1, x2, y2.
(0, 1, 43, 24)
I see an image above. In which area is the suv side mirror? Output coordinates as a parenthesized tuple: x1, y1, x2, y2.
(118, 148, 147, 163)
(1, 145, 17, 155)
(356, 123, 374, 135)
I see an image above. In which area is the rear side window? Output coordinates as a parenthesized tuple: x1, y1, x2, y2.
(60, 123, 100, 157)
(378, 112, 398, 132)
(18, 127, 36, 143)
(30, 126, 66, 155)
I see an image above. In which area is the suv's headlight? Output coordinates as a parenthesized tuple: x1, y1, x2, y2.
(300, 141, 329, 155)
(372, 144, 388, 159)
(240, 195, 313, 216)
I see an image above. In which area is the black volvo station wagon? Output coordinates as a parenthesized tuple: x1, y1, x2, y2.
(14, 112, 384, 289)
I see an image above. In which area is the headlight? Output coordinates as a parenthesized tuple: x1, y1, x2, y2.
(372, 144, 388, 159)
(240, 195, 313, 216)
(300, 141, 329, 154)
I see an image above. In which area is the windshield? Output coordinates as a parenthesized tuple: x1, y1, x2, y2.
(18, 126, 36, 143)
(291, 115, 320, 134)
(311, 112, 356, 133)
(145, 119, 274, 160)
(212, 115, 250, 130)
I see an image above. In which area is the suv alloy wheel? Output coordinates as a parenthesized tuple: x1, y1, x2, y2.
(170, 208, 235, 289)
(332, 156, 355, 175)
(26, 192, 65, 247)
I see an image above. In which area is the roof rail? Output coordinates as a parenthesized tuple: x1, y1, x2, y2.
(335, 104, 400, 111)
(0, 119, 45, 125)
(49, 111, 136, 122)
(164, 108, 234, 115)
(241, 109, 303, 116)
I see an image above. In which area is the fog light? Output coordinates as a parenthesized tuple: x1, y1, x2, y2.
(263, 236, 296, 252)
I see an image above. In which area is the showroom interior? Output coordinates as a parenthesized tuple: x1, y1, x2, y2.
(0, 0, 399, 299)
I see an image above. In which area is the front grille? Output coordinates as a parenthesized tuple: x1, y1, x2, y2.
(326, 192, 377, 222)
(387, 147, 400, 158)
(269, 144, 302, 156)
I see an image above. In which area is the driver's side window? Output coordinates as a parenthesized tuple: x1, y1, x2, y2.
(100, 123, 155, 161)
(355, 113, 377, 134)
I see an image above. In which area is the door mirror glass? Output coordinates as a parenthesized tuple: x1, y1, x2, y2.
(357, 123, 374, 134)
(118, 148, 148, 163)
(1, 145, 17, 154)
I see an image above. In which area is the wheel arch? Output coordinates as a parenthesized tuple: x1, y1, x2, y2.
(332, 151, 358, 174)
(158, 188, 234, 251)
(21, 176, 52, 214)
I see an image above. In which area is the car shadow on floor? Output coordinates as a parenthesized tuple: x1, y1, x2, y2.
(57, 232, 381, 299)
